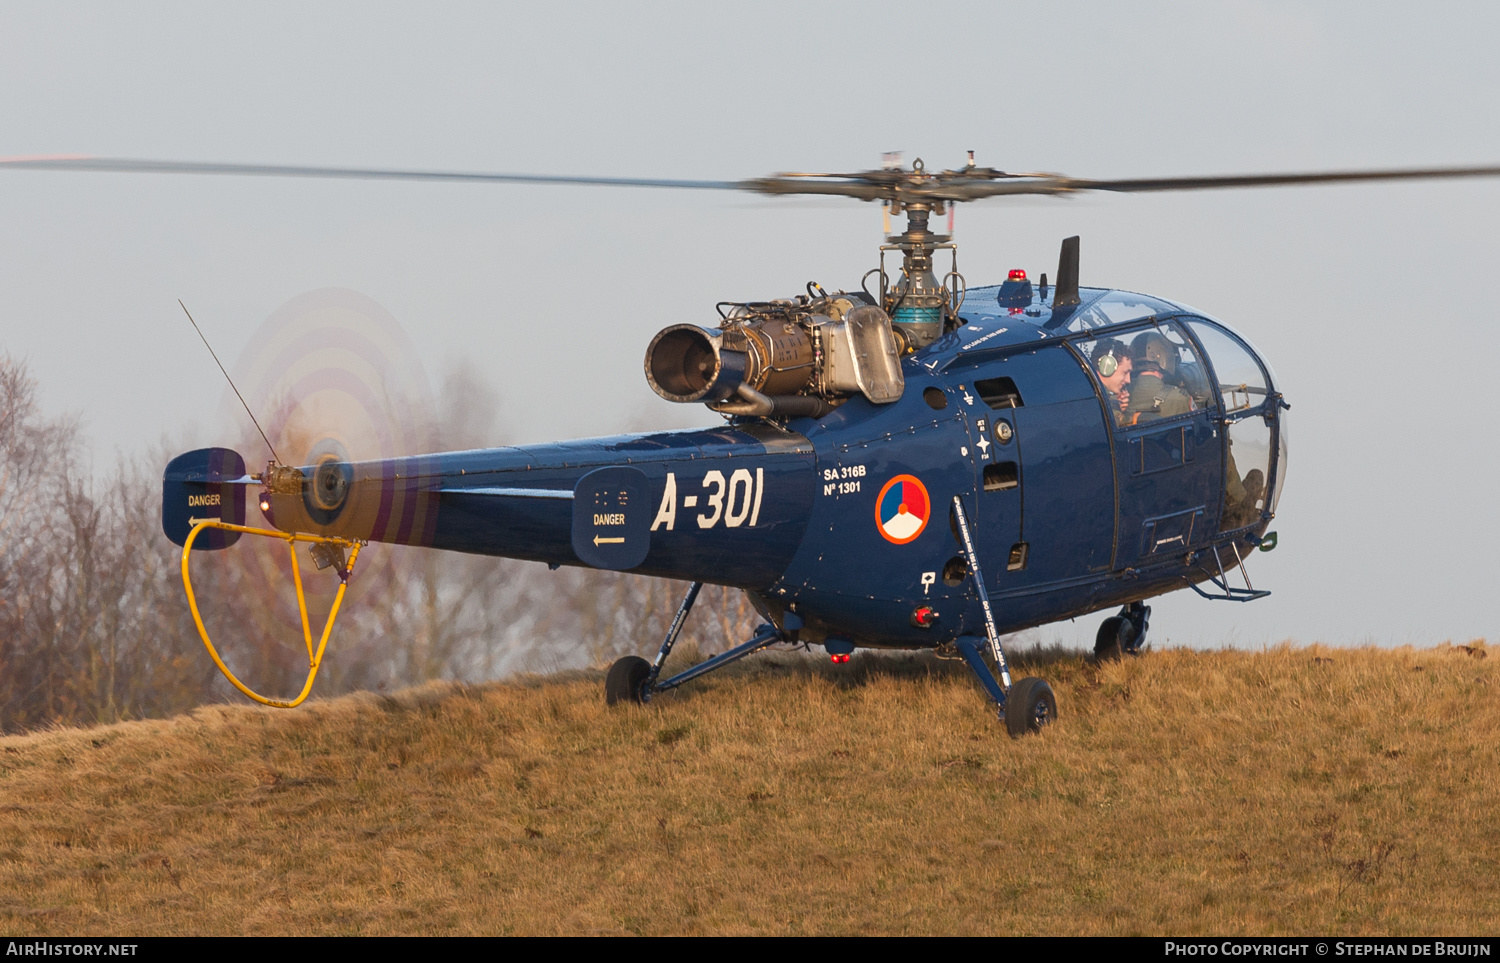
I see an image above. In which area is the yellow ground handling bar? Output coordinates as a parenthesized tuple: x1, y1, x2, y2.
(182, 517, 363, 708)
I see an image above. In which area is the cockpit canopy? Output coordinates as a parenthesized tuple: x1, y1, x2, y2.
(952, 282, 1287, 528)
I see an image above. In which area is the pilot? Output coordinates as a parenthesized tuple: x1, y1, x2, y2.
(1125, 332, 1194, 424)
(1133, 329, 1211, 407)
(1090, 339, 1132, 426)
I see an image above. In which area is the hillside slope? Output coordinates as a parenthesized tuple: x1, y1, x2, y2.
(0, 643, 1494, 935)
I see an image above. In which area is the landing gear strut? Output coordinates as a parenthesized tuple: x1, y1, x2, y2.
(607, 499, 1065, 739)
(605, 581, 799, 705)
(950, 496, 1058, 737)
(1095, 601, 1150, 662)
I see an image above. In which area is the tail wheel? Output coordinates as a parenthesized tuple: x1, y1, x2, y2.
(605, 655, 652, 706)
(1005, 677, 1057, 738)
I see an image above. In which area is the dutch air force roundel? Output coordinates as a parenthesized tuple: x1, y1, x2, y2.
(875, 474, 930, 545)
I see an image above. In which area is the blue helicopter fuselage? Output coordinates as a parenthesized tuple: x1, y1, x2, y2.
(166, 284, 1287, 651)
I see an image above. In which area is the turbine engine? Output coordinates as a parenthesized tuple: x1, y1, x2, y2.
(644, 292, 906, 418)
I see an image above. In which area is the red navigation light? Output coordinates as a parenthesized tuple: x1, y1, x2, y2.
(911, 605, 938, 629)
(1007, 269, 1027, 281)
(830, 653, 850, 664)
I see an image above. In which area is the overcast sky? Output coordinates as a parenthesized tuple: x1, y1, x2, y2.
(2, 1, 1497, 649)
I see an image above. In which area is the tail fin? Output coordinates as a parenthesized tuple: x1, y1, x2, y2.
(162, 448, 248, 549)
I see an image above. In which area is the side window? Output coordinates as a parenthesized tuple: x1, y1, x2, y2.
(1075, 323, 1209, 430)
(1124, 324, 1213, 419)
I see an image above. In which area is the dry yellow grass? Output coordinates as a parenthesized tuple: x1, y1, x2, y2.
(0, 641, 1494, 935)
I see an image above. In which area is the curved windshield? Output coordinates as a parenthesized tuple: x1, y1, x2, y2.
(1184, 319, 1275, 531)
(1270, 412, 1288, 517)
(1185, 321, 1268, 414)
(1163, 305, 1281, 391)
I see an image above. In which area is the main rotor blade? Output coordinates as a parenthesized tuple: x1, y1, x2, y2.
(744, 163, 1500, 203)
(6, 155, 1500, 203)
(973, 164, 1500, 198)
(0, 155, 743, 191)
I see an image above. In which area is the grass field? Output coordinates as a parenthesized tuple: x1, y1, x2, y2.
(0, 641, 1494, 936)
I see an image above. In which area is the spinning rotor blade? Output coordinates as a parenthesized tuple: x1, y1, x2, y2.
(0, 155, 741, 191)
(213, 290, 437, 643)
(967, 163, 1500, 198)
(6, 153, 1500, 205)
(744, 163, 1500, 202)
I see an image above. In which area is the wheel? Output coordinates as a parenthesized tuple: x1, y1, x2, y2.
(1005, 677, 1057, 738)
(605, 655, 651, 705)
(1094, 616, 1136, 662)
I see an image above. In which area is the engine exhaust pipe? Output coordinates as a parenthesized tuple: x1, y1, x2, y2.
(644, 325, 749, 403)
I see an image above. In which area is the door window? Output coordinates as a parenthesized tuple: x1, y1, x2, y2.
(1124, 324, 1214, 416)
(1075, 322, 1211, 430)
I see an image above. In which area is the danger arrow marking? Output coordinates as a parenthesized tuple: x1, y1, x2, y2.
(593, 535, 626, 546)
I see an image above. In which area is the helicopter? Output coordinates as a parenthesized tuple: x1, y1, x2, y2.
(10, 152, 1499, 736)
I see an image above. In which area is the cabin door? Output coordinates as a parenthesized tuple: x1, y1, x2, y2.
(948, 346, 1116, 600)
(1076, 322, 1224, 569)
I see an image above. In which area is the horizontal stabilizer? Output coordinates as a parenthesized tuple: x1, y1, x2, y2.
(438, 486, 573, 500)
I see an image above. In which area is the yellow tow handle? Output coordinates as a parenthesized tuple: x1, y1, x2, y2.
(181, 517, 363, 709)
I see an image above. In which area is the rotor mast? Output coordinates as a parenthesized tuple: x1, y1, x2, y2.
(745, 152, 1028, 348)
(881, 161, 956, 349)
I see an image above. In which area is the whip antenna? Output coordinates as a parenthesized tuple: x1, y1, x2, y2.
(178, 299, 281, 464)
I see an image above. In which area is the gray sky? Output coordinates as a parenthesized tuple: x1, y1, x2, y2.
(2, 1, 1497, 649)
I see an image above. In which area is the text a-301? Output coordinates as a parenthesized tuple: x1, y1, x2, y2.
(650, 468, 765, 531)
